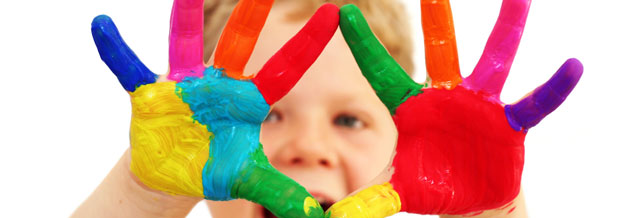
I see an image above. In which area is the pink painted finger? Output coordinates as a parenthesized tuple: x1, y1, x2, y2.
(167, 0, 205, 81)
(252, 4, 339, 105)
(465, 0, 531, 99)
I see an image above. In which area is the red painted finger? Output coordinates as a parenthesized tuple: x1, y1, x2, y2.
(168, 0, 205, 81)
(252, 4, 339, 105)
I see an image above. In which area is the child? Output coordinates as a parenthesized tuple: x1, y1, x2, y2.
(73, 0, 529, 217)
(73, 1, 412, 217)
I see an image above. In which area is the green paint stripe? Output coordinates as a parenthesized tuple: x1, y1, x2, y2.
(233, 144, 324, 218)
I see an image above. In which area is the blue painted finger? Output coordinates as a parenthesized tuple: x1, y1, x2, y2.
(91, 15, 157, 92)
(505, 58, 583, 131)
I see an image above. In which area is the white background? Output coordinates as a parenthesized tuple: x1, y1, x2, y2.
(0, 0, 623, 217)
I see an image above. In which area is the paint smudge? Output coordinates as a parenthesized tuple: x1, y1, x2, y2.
(463, 211, 484, 217)
(500, 201, 514, 210)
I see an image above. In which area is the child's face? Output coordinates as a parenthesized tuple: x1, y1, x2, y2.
(207, 3, 397, 217)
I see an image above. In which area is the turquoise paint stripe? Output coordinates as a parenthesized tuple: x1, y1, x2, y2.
(176, 66, 270, 200)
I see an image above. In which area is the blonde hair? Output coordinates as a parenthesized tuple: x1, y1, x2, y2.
(203, 0, 415, 75)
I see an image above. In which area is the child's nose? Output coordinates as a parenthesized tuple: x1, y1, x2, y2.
(274, 128, 339, 169)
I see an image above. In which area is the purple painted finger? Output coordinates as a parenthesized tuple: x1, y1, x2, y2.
(465, 0, 531, 99)
(505, 58, 583, 132)
(168, 0, 205, 81)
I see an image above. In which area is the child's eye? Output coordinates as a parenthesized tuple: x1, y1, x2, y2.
(334, 114, 364, 129)
(263, 110, 282, 123)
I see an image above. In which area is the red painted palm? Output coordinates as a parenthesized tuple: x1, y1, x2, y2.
(326, 1, 583, 217)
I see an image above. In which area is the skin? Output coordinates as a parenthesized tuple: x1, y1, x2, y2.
(72, 150, 200, 218)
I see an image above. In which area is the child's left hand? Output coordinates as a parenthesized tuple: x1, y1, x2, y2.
(326, 1, 583, 217)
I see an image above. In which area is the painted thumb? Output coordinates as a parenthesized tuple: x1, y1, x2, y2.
(233, 150, 324, 218)
(325, 169, 400, 218)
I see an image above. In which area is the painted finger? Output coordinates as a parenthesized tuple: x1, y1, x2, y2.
(213, 0, 274, 79)
(421, 0, 462, 90)
(339, 4, 422, 114)
(465, 0, 531, 99)
(168, 0, 205, 81)
(234, 145, 324, 218)
(252, 4, 339, 106)
(326, 181, 401, 218)
(505, 58, 583, 132)
(91, 15, 156, 92)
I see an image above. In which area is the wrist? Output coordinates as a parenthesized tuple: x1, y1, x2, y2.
(440, 189, 527, 218)
(72, 149, 202, 218)
(119, 149, 202, 217)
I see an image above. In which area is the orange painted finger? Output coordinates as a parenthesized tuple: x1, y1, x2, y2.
(213, 0, 274, 79)
(421, 0, 462, 89)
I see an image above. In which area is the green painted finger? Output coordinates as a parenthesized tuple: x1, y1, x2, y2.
(339, 4, 422, 114)
(234, 145, 324, 218)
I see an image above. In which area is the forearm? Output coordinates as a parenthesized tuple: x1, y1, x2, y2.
(439, 189, 527, 218)
(71, 149, 202, 218)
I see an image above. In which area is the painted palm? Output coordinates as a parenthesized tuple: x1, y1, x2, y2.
(327, 1, 582, 217)
(91, 0, 339, 217)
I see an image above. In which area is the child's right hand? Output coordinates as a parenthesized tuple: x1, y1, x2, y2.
(326, 1, 582, 217)
(91, 0, 339, 217)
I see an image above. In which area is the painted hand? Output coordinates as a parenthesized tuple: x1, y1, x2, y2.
(91, 1, 339, 217)
(326, 1, 583, 217)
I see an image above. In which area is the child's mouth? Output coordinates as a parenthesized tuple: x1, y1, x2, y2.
(261, 201, 334, 218)
(261, 207, 278, 218)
